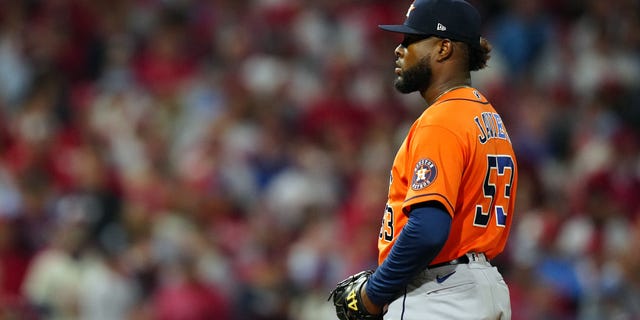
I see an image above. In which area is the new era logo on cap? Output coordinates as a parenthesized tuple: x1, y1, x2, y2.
(436, 23, 446, 31)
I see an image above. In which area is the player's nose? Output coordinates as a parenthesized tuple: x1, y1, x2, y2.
(394, 44, 404, 58)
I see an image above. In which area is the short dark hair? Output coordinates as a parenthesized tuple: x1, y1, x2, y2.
(467, 37, 492, 71)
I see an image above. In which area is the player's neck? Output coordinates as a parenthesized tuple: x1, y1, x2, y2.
(422, 77, 472, 106)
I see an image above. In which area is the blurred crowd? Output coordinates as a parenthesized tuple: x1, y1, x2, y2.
(0, 0, 639, 319)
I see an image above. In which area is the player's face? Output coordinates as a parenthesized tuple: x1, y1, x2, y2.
(393, 34, 433, 94)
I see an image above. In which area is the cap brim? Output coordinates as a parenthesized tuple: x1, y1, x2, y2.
(378, 24, 427, 35)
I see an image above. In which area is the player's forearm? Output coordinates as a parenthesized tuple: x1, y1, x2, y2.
(365, 203, 451, 306)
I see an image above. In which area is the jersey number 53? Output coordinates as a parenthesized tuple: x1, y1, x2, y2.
(473, 154, 515, 228)
(379, 205, 394, 241)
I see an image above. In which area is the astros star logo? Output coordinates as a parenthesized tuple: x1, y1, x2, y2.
(416, 167, 428, 181)
(406, 3, 416, 17)
(411, 158, 437, 190)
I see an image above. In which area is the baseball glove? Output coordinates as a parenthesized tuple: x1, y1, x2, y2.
(328, 270, 383, 320)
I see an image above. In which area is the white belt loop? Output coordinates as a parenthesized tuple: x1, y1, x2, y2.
(466, 252, 487, 263)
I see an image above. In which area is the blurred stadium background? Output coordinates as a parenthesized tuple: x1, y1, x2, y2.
(0, 0, 639, 319)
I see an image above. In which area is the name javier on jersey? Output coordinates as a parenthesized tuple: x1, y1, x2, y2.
(474, 112, 510, 144)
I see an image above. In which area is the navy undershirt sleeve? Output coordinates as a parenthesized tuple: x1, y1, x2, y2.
(365, 202, 452, 306)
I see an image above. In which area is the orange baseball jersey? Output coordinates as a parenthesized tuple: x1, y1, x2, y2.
(378, 87, 518, 266)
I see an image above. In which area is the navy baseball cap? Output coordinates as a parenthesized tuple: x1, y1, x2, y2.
(379, 0, 481, 46)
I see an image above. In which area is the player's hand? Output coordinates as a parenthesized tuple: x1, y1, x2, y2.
(328, 270, 383, 320)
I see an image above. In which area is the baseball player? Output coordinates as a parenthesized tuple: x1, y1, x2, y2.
(329, 0, 518, 319)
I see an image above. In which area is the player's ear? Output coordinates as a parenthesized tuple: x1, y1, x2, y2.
(436, 39, 453, 62)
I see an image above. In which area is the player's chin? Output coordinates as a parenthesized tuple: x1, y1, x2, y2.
(394, 78, 415, 94)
